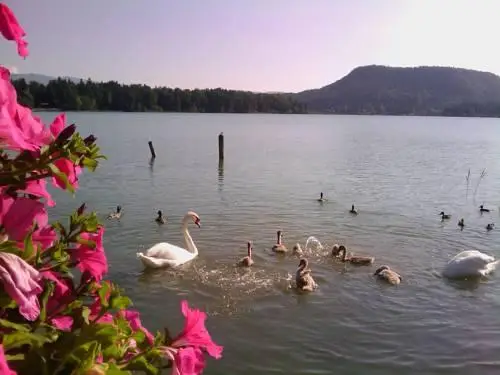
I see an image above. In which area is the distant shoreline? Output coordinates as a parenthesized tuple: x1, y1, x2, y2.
(30, 108, 500, 119)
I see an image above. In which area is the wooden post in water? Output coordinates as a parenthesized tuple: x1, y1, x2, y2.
(148, 141, 156, 159)
(218, 132, 224, 161)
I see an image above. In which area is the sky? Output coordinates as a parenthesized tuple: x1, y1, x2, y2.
(1, 0, 499, 92)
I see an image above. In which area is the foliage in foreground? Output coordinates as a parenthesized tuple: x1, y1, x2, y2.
(0, 3, 222, 374)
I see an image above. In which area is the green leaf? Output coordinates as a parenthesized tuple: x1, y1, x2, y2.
(110, 296, 131, 310)
(122, 355, 159, 375)
(3, 331, 50, 350)
(81, 306, 90, 325)
(5, 353, 25, 361)
(75, 236, 96, 248)
(98, 282, 111, 308)
(22, 229, 35, 261)
(0, 318, 30, 332)
(106, 363, 131, 375)
(39, 281, 55, 322)
(0, 290, 17, 309)
(131, 330, 146, 345)
(81, 157, 98, 171)
(101, 343, 122, 359)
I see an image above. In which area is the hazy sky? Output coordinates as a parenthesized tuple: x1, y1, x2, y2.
(0, 0, 498, 92)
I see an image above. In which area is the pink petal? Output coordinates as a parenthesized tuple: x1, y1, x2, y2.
(172, 347, 206, 375)
(0, 344, 16, 375)
(173, 300, 223, 359)
(71, 227, 108, 282)
(52, 158, 81, 190)
(0, 196, 46, 242)
(20, 179, 55, 207)
(0, 253, 42, 321)
(0, 3, 29, 58)
(51, 315, 73, 331)
(49, 113, 65, 137)
(32, 226, 57, 249)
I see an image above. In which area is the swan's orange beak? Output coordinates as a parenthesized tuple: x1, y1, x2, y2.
(195, 219, 201, 228)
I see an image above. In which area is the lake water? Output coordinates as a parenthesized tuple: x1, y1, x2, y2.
(38, 112, 500, 375)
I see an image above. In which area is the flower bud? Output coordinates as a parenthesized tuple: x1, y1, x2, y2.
(55, 124, 76, 143)
(77, 203, 86, 216)
(84, 134, 97, 146)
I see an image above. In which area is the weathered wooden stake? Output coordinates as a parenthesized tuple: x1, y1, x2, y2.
(218, 132, 224, 161)
(148, 141, 156, 159)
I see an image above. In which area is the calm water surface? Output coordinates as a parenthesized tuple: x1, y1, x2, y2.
(39, 112, 500, 374)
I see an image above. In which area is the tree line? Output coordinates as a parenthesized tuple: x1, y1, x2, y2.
(11, 78, 308, 114)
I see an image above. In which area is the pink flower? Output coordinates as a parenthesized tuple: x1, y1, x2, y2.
(0, 344, 16, 375)
(19, 179, 55, 207)
(119, 310, 154, 345)
(48, 114, 82, 190)
(71, 226, 108, 282)
(168, 347, 205, 375)
(52, 158, 82, 190)
(31, 225, 57, 249)
(41, 270, 74, 330)
(0, 194, 47, 241)
(0, 3, 28, 57)
(49, 113, 65, 137)
(0, 252, 42, 321)
(0, 69, 49, 151)
(171, 300, 223, 359)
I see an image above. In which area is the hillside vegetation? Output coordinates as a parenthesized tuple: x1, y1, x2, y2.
(295, 65, 500, 117)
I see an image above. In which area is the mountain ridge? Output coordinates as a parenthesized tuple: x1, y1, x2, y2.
(294, 65, 500, 116)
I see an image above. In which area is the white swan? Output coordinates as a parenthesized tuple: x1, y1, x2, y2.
(137, 211, 201, 269)
(442, 250, 500, 279)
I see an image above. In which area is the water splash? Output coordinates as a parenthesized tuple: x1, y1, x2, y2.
(304, 236, 324, 254)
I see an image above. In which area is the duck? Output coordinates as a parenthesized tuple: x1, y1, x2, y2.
(271, 230, 287, 253)
(439, 211, 451, 220)
(292, 243, 304, 256)
(295, 258, 317, 291)
(480, 205, 490, 213)
(237, 241, 254, 267)
(155, 210, 167, 224)
(486, 223, 495, 231)
(458, 218, 465, 229)
(317, 192, 326, 202)
(333, 245, 374, 265)
(374, 265, 402, 285)
(442, 250, 499, 279)
(349, 204, 358, 215)
(107, 205, 122, 220)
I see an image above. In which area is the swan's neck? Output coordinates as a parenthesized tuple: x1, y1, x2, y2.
(182, 219, 198, 255)
(248, 247, 252, 258)
(277, 233, 282, 245)
(340, 249, 347, 261)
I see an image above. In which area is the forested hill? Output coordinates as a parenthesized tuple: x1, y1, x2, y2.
(10, 78, 306, 114)
(295, 65, 500, 117)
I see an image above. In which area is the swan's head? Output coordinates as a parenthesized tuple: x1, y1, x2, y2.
(374, 265, 389, 275)
(298, 258, 308, 269)
(438, 211, 445, 216)
(338, 245, 347, 255)
(188, 211, 201, 228)
(331, 244, 340, 256)
(157, 210, 163, 217)
(117, 205, 122, 213)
